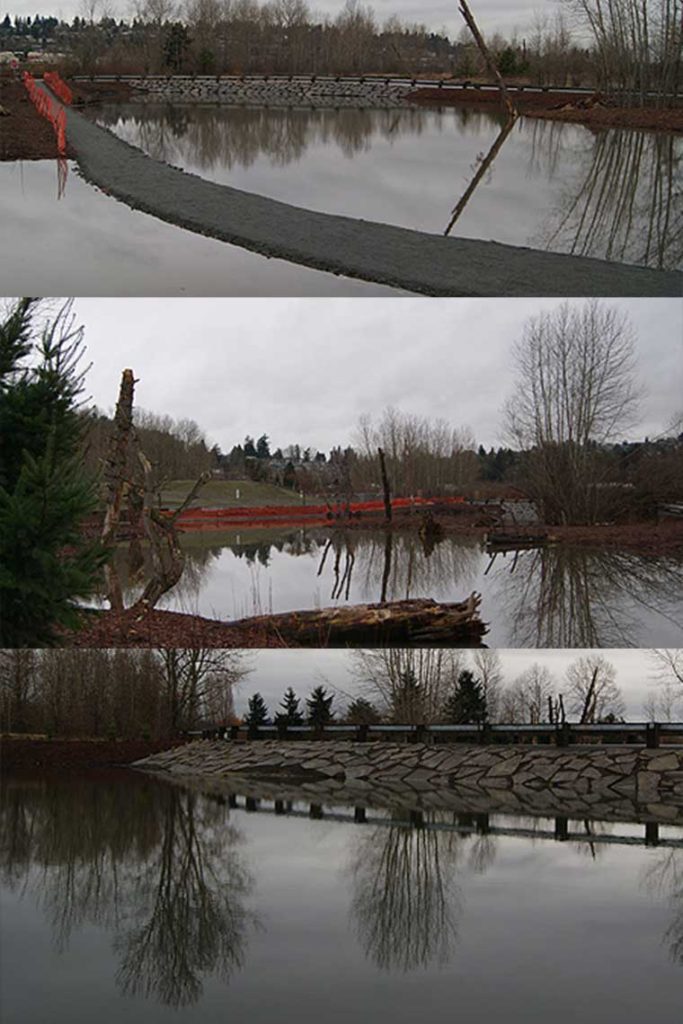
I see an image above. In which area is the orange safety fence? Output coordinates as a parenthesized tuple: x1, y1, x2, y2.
(22, 71, 67, 156)
(43, 70, 73, 105)
(172, 495, 468, 527)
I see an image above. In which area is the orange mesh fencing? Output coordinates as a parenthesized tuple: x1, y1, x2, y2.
(43, 71, 73, 105)
(23, 71, 68, 156)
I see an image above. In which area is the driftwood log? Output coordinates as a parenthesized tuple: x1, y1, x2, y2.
(229, 593, 487, 646)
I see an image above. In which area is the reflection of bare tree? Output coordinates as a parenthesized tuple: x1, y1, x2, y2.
(642, 849, 683, 964)
(348, 817, 465, 972)
(115, 789, 252, 1007)
(0, 779, 253, 1008)
(538, 127, 683, 270)
(495, 545, 683, 648)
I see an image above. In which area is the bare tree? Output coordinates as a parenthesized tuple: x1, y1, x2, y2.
(501, 663, 556, 723)
(504, 300, 642, 524)
(350, 649, 467, 723)
(565, 654, 625, 722)
(156, 648, 251, 732)
(470, 649, 504, 720)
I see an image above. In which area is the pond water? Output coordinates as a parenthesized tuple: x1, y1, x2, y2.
(1, 773, 681, 1024)
(103, 527, 683, 647)
(0, 160, 397, 296)
(92, 102, 683, 271)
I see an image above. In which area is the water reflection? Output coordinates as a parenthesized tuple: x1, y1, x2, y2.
(0, 777, 254, 1008)
(2, 774, 683, 1017)
(93, 102, 683, 269)
(494, 544, 683, 648)
(98, 527, 683, 647)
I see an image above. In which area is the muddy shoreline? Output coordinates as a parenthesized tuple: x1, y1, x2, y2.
(0, 736, 182, 774)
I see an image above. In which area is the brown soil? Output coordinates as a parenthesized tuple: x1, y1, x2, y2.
(61, 607, 286, 649)
(0, 77, 74, 160)
(407, 87, 683, 133)
(0, 735, 185, 774)
(68, 79, 135, 105)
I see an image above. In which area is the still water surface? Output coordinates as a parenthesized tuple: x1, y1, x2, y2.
(93, 103, 682, 270)
(104, 527, 683, 647)
(0, 160, 397, 296)
(1, 773, 681, 1023)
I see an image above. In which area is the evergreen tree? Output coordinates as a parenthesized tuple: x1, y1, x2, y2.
(243, 435, 257, 458)
(345, 697, 381, 725)
(275, 686, 304, 726)
(306, 685, 334, 727)
(256, 434, 271, 459)
(442, 670, 487, 724)
(0, 299, 107, 647)
(244, 692, 269, 727)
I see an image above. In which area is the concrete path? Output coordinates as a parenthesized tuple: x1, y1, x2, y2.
(55, 93, 682, 297)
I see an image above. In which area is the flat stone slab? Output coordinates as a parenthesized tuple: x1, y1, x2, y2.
(49, 89, 682, 298)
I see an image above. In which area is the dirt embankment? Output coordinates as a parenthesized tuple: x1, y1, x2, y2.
(1, 735, 184, 775)
(61, 607, 285, 649)
(0, 78, 74, 160)
(407, 87, 683, 133)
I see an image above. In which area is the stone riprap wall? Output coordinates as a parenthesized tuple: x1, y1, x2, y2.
(136, 740, 683, 816)
(125, 77, 412, 108)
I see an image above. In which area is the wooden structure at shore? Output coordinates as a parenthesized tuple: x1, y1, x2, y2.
(192, 721, 683, 749)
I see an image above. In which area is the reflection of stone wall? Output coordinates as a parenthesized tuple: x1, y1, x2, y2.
(127, 77, 411, 109)
(137, 740, 683, 815)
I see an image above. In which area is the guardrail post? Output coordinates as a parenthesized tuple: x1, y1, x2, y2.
(356, 724, 369, 743)
(247, 723, 259, 740)
(480, 722, 492, 745)
(354, 806, 367, 823)
(475, 813, 490, 834)
(274, 799, 285, 815)
(555, 723, 571, 748)
(228, 794, 238, 809)
(409, 810, 424, 829)
(309, 803, 323, 819)
(414, 724, 426, 744)
(277, 720, 288, 741)
(230, 724, 239, 741)
(646, 722, 661, 749)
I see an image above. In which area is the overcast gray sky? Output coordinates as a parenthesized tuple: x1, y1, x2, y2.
(8, 1, 564, 39)
(70, 296, 682, 454)
(234, 648, 680, 719)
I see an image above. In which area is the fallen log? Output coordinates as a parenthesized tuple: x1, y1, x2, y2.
(230, 593, 487, 646)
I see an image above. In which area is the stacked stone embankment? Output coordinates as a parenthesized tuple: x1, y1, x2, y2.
(126, 77, 412, 108)
(135, 740, 683, 822)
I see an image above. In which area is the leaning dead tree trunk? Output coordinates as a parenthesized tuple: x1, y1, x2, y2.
(458, 1, 517, 118)
(378, 447, 392, 523)
(231, 594, 487, 646)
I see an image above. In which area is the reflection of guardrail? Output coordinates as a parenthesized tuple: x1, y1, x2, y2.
(222, 791, 682, 849)
(188, 721, 683, 749)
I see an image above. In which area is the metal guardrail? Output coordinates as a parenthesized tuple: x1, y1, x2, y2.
(187, 721, 683, 749)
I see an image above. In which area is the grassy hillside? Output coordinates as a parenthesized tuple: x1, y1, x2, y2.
(161, 479, 304, 509)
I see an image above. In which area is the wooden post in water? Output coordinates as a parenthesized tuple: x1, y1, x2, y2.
(245, 797, 258, 812)
(310, 804, 324, 819)
(554, 816, 569, 840)
(354, 806, 367, 823)
(228, 794, 238, 808)
(274, 799, 286, 815)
